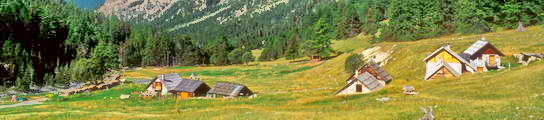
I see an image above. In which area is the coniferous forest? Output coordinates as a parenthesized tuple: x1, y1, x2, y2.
(1, 0, 543, 90)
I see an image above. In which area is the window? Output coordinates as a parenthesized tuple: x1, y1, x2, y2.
(154, 82, 162, 91)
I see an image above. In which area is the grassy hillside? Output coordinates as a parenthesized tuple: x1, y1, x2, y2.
(1, 27, 543, 119)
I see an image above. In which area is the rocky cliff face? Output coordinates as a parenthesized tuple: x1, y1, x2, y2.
(96, 0, 321, 42)
(98, 0, 178, 22)
(97, 0, 306, 30)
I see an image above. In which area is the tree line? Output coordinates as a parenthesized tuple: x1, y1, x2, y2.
(1, 0, 542, 89)
(0, 0, 255, 89)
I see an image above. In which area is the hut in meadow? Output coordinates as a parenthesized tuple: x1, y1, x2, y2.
(170, 79, 210, 99)
(423, 45, 476, 80)
(207, 82, 253, 98)
(337, 62, 392, 95)
(335, 72, 385, 95)
(146, 73, 209, 98)
(460, 39, 505, 72)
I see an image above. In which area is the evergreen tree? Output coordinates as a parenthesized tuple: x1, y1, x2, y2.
(241, 51, 255, 65)
(302, 17, 334, 60)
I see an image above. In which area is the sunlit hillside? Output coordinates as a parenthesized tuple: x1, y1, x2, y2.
(1, 27, 543, 119)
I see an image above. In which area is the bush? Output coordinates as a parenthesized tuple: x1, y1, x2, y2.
(228, 48, 244, 64)
(241, 52, 255, 65)
(344, 53, 366, 74)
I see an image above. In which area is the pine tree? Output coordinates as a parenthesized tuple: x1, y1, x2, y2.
(302, 17, 334, 61)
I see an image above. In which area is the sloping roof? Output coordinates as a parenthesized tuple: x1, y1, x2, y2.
(357, 72, 383, 91)
(335, 72, 383, 94)
(424, 61, 462, 80)
(170, 79, 207, 93)
(208, 82, 250, 96)
(423, 45, 476, 70)
(461, 40, 505, 58)
(162, 74, 185, 90)
(365, 62, 393, 82)
(346, 62, 393, 83)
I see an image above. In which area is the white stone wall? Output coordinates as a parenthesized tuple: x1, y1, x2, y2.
(337, 81, 371, 95)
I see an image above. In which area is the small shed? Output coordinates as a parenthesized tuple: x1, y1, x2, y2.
(336, 72, 385, 95)
(423, 45, 475, 80)
(207, 82, 253, 98)
(460, 39, 505, 71)
(170, 79, 210, 99)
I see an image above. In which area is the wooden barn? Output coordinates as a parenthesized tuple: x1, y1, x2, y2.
(207, 82, 253, 98)
(460, 39, 505, 72)
(423, 45, 476, 80)
(347, 62, 393, 84)
(146, 73, 209, 99)
(170, 79, 210, 99)
(335, 72, 385, 95)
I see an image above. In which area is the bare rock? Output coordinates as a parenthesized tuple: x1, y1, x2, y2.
(120, 94, 131, 99)
(420, 106, 435, 120)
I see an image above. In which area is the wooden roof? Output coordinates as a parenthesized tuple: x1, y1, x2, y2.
(461, 40, 505, 59)
(207, 82, 252, 96)
(364, 62, 393, 83)
(357, 72, 384, 90)
(146, 73, 207, 93)
(335, 72, 384, 94)
(170, 79, 208, 93)
(347, 62, 393, 83)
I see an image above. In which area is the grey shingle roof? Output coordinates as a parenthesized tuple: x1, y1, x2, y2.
(149, 73, 208, 93)
(366, 62, 393, 83)
(170, 79, 207, 93)
(356, 72, 383, 91)
(162, 75, 184, 91)
(208, 82, 252, 97)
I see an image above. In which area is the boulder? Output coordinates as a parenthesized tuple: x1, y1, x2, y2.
(376, 97, 391, 102)
(120, 94, 130, 99)
(7, 90, 19, 95)
(133, 79, 152, 84)
(40, 86, 58, 93)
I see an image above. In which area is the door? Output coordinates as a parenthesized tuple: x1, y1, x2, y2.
(477, 67, 484, 72)
(154, 82, 162, 91)
(488, 55, 496, 67)
(178, 92, 190, 99)
(356, 84, 363, 92)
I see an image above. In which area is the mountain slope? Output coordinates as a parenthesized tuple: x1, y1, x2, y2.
(1, 26, 542, 119)
(97, 0, 316, 40)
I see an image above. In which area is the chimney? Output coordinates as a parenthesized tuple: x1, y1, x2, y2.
(354, 68, 360, 77)
(444, 44, 451, 49)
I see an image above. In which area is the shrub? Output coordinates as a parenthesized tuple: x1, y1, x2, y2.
(344, 53, 366, 74)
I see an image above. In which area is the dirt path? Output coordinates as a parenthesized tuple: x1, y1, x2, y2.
(0, 98, 48, 109)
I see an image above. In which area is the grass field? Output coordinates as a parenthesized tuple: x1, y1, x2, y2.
(0, 27, 543, 120)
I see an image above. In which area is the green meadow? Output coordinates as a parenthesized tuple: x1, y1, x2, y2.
(0, 27, 543, 120)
